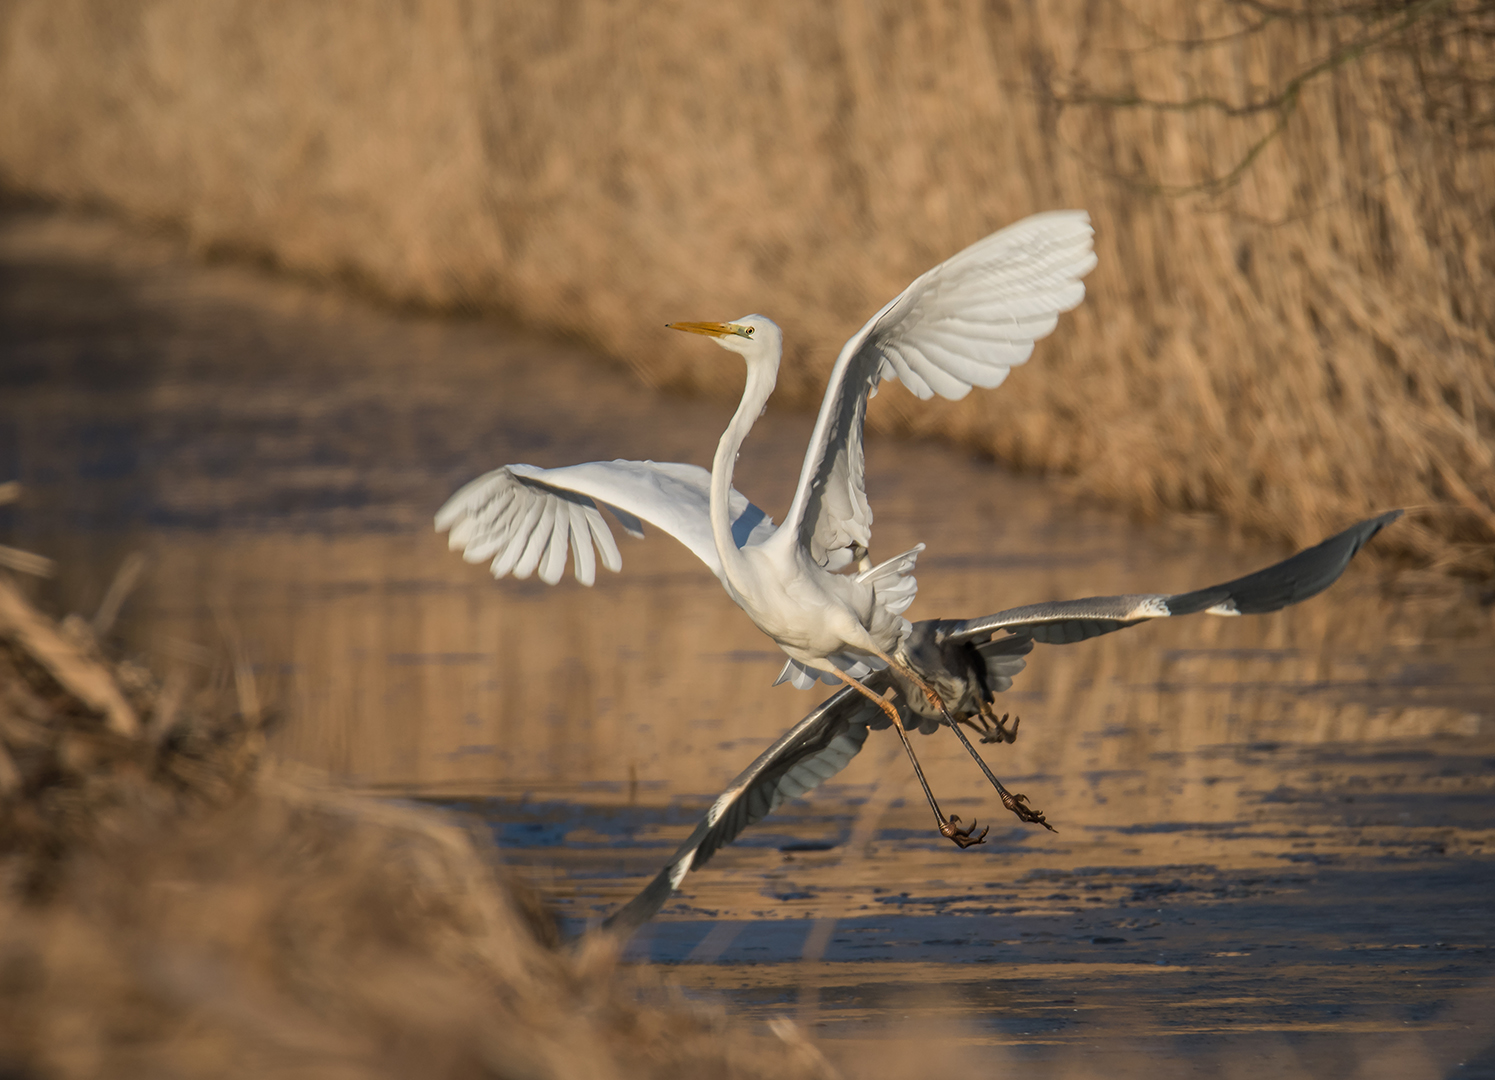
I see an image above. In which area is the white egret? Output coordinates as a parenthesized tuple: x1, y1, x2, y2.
(601, 511, 1402, 934)
(438, 211, 1096, 846)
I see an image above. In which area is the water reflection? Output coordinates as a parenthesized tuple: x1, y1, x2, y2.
(3, 207, 1493, 1069)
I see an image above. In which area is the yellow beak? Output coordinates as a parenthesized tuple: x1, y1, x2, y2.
(666, 321, 754, 338)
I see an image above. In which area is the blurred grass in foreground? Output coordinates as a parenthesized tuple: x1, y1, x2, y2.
(0, 570, 835, 1079)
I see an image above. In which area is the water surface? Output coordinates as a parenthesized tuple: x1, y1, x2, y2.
(3, 206, 1493, 1076)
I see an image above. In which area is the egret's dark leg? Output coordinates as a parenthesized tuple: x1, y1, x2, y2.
(829, 669, 987, 849)
(873, 649, 1056, 833)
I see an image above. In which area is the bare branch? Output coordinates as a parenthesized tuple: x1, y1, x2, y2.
(1044, 0, 1468, 195)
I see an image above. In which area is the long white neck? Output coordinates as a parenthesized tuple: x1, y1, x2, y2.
(710, 352, 779, 592)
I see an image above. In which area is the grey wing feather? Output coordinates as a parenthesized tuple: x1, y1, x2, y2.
(601, 679, 889, 935)
(1163, 509, 1401, 615)
(780, 211, 1096, 570)
(941, 511, 1402, 647)
(973, 633, 1035, 693)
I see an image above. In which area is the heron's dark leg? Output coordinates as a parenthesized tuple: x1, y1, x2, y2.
(829, 669, 987, 850)
(872, 650, 1056, 833)
(943, 715, 1055, 832)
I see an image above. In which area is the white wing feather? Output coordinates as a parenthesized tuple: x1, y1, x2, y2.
(778, 210, 1096, 569)
(435, 459, 776, 587)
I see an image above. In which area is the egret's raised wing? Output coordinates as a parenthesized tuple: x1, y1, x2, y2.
(940, 511, 1402, 648)
(602, 678, 889, 935)
(436, 459, 775, 587)
(779, 211, 1097, 568)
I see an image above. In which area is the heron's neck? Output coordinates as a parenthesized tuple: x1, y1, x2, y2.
(710, 356, 777, 587)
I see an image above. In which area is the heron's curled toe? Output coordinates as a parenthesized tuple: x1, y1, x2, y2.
(1002, 791, 1056, 833)
(940, 814, 990, 849)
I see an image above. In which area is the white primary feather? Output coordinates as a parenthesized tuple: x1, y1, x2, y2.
(436, 460, 776, 587)
(777, 211, 1095, 572)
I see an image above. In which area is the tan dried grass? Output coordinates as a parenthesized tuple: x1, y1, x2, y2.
(0, 0, 1490, 575)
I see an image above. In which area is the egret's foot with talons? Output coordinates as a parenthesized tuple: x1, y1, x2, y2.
(1000, 791, 1056, 833)
(939, 815, 989, 849)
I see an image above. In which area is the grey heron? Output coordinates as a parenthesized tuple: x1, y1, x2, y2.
(438, 211, 1096, 846)
(600, 510, 1402, 935)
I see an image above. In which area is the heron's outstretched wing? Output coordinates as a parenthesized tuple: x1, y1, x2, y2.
(435, 460, 775, 587)
(602, 678, 889, 935)
(776, 212, 1097, 569)
(598, 512, 1400, 936)
(940, 511, 1402, 647)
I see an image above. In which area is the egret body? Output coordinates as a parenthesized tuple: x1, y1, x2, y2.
(438, 212, 1098, 843)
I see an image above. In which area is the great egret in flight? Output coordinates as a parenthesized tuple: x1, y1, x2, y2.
(600, 510, 1402, 935)
(438, 211, 1097, 846)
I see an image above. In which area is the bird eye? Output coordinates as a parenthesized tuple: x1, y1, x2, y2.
(744, 327, 755, 337)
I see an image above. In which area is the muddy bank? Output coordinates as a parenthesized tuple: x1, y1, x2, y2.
(0, 2, 1491, 575)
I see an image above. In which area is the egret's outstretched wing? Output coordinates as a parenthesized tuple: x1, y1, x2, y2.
(436, 459, 775, 586)
(778, 211, 1097, 568)
(940, 511, 1402, 648)
(602, 678, 889, 935)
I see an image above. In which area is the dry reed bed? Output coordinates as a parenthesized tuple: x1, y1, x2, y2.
(0, 571, 833, 1080)
(0, 1, 1491, 575)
